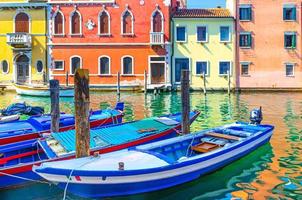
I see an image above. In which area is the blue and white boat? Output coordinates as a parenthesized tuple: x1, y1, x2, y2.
(33, 109, 274, 198)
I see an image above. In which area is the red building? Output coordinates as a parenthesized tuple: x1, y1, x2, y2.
(48, 0, 184, 89)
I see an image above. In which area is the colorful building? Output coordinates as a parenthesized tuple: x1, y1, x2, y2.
(0, 0, 47, 85)
(172, 8, 236, 90)
(227, 0, 302, 89)
(48, 0, 183, 89)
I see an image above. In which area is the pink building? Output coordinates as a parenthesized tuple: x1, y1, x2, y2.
(228, 0, 302, 89)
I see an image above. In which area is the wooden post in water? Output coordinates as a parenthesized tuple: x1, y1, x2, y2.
(50, 80, 60, 133)
(202, 71, 206, 95)
(74, 69, 90, 158)
(144, 70, 147, 94)
(43, 71, 47, 85)
(228, 70, 231, 95)
(117, 71, 121, 96)
(65, 71, 69, 86)
(181, 69, 190, 135)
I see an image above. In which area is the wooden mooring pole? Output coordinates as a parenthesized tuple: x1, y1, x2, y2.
(74, 69, 90, 158)
(202, 71, 206, 95)
(144, 70, 147, 94)
(117, 71, 121, 96)
(227, 70, 231, 95)
(181, 69, 190, 135)
(50, 80, 60, 133)
(65, 71, 69, 86)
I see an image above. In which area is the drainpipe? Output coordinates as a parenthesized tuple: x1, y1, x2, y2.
(45, 4, 48, 84)
(170, 18, 175, 90)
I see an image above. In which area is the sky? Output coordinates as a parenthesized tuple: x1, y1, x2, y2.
(187, 0, 226, 8)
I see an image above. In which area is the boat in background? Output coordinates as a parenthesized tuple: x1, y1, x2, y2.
(0, 115, 20, 123)
(0, 102, 124, 145)
(13, 83, 74, 97)
(0, 110, 200, 189)
(33, 109, 274, 198)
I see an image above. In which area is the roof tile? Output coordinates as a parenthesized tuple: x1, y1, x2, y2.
(173, 8, 233, 18)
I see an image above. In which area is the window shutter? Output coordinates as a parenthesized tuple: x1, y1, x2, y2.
(248, 34, 252, 47)
(153, 11, 162, 33)
(15, 13, 29, 33)
(72, 12, 80, 34)
(248, 8, 252, 20)
(293, 8, 296, 20)
(55, 13, 63, 34)
(292, 34, 296, 48)
(283, 8, 286, 20)
(284, 34, 287, 47)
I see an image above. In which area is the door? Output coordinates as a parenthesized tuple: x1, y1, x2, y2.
(16, 55, 30, 84)
(151, 63, 165, 84)
(175, 58, 189, 83)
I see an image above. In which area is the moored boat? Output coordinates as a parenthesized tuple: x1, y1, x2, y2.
(33, 109, 274, 198)
(0, 102, 124, 145)
(13, 83, 74, 97)
(0, 110, 200, 189)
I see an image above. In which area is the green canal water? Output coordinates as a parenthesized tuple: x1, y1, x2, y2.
(0, 91, 301, 200)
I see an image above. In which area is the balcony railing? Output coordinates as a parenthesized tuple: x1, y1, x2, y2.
(7, 33, 32, 48)
(150, 32, 164, 45)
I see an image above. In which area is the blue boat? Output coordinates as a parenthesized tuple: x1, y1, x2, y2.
(0, 110, 200, 189)
(0, 102, 124, 145)
(33, 109, 274, 198)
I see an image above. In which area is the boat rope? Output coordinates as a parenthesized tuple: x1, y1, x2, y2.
(185, 131, 198, 157)
(63, 157, 98, 200)
(0, 171, 51, 185)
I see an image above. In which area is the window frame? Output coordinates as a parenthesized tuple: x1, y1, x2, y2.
(240, 62, 251, 76)
(70, 56, 82, 75)
(175, 26, 187, 43)
(69, 10, 82, 36)
(239, 32, 252, 48)
(283, 4, 297, 21)
(52, 9, 65, 36)
(239, 4, 252, 21)
(121, 8, 134, 36)
(218, 61, 232, 76)
(121, 55, 134, 76)
(98, 9, 111, 36)
(196, 26, 208, 43)
(285, 63, 295, 77)
(1, 60, 9, 74)
(14, 11, 31, 33)
(219, 26, 231, 43)
(98, 55, 111, 75)
(151, 8, 164, 33)
(195, 60, 209, 76)
(36, 60, 44, 74)
(53, 60, 65, 71)
(284, 32, 297, 49)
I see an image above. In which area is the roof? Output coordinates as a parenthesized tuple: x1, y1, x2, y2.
(173, 8, 233, 18)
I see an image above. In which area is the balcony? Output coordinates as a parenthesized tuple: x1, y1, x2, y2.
(150, 32, 164, 45)
(7, 33, 32, 48)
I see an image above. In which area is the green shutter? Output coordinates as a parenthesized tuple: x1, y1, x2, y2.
(284, 34, 287, 48)
(293, 8, 296, 20)
(248, 8, 252, 20)
(283, 8, 286, 20)
(292, 34, 296, 48)
(248, 34, 252, 47)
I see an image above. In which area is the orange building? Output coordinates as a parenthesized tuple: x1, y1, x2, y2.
(227, 0, 302, 89)
(48, 0, 184, 90)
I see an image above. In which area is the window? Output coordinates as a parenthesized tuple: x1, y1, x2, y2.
(1, 60, 9, 74)
(54, 11, 64, 35)
(239, 5, 252, 21)
(15, 12, 29, 33)
(54, 61, 64, 70)
(196, 61, 208, 75)
(241, 63, 250, 76)
(122, 10, 133, 35)
(283, 5, 296, 21)
(219, 61, 231, 75)
(284, 32, 296, 49)
(239, 32, 252, 48)
(285, 63, 294, 76)
(36, 60, 43, 73)
(197, 26, 207, 42)
(176, 26, 186, 42)
(220, 26, 230, 42)
(99, 56, 110, 75)
(99, 11, 110, 35)
(70, 56, 81, 74)
(122, 56, 133, 75)
(70, 11, 81, 35)
(152, 10, 163, 32)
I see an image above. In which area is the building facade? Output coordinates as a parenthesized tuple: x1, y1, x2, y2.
(172, 9, 236, 90)
(48, 0, 182, 89)
(0, 0, 47, 85)
(227, 0, 302, 89)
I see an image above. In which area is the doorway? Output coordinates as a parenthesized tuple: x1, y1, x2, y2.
(16, 55, 30, 84)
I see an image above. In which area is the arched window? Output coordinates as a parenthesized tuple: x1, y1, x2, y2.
(99, 11, 110, 35)
(122, 56, 133, 75)
(70, 56, 82, 74)
(99, 56, 110, 75)
(36, 60, 43, 73)
(70, 11, 81, 35)
(152, 10, 163, 33)
(121, 10, 133, 35)
(54, 11, 64, 35)
(1, 60, 9, 74)
(15, 12, 29, 33)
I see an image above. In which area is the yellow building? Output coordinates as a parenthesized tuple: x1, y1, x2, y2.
(172, 9, 236, 90)
(0, 0, 47, 85)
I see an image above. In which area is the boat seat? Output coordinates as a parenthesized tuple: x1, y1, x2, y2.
(205, 132, 241, 141)
(201, 137, 228, 146)
(191, 142, 220, 153)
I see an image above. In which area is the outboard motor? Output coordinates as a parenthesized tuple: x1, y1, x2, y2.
(250, 107, 263, 125)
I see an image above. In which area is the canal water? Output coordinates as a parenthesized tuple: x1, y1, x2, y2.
(0, 91, 301, 200)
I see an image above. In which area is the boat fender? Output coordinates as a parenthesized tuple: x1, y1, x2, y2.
(119, 162, 125, 170)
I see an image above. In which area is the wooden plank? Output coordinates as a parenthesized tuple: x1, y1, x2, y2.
(205, 132, 241, 141)
(191, 142, 219, 153)
(144, 70, 147, 94)
(181, 69, 190, 134)
(117, 71, 120, 96)
(65, 71, 69, 86)
(50, 80, 60, 133)
(74, 69, 90, 158)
